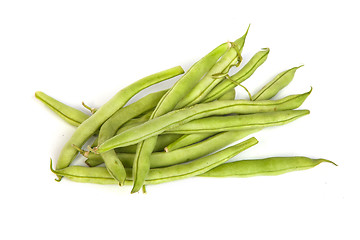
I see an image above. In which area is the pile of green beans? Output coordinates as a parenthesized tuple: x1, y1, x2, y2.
(36, 27, 335, 193)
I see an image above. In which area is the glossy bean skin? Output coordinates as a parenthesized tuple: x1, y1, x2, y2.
(98, 90, 167, 185)
(86, 128, 261, 167)
(35, 91, 90, 127)
(166, 109, 309, 134)
(132, 42, 230, 193)
(51, 137, 258, 185)
(97, 90, 310, 151)
(55, 66, 184, 171)
(204, 48, 270, 102)
(200, 156, 336, 177)
(253, 65, 303, 101)
(175, 27, 249, 108)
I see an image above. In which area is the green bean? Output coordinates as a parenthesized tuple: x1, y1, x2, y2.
(166, 109, 309, 134)
(164, 89, 236, 152)
(204, 48, 270, 102)
(35, 91, 90, 127)
(117, 89, 236, 154)
(86, 128, 261, 167)
(199, 156, 336, 178)
(98, 90, 167, 185)
(131, 42, 230, 193)
(55, 66, 184, 171)
(116, 134, 182, 154)
(164, 133, 214, 152)
(253, 65, 303, 101)
(118, 89, 236, 153)
(217, 88, 236, 101)
(175, 27, 249, 108)
(97, 90, 310, 151)
(166, 66, 302, 152)
(115, 111, 152, 135)
(51, 137, 258, 185)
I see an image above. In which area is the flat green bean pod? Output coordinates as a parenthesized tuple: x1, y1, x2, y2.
(253, 65, 303, 101)
(86, 128, 261, 167)
(55, 66, 184, 171)
(35, 91, 90, 127)
(97, 90, 311, 151)
(51, 137, 258, 185)
(166, 109, 309, 134)
(204, 48, 270, 102)
(200, 156, 336, 177)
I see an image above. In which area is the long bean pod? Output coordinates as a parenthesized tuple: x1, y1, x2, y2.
(97, 90, 310, 151)
(55, 66, 184, 171)
(175, 27, 249, 108)
(52, 137, 258, 185)
(200, 156, 336, 177)
(131, 42, 230, 192)
(166, 109, 309, 134)
(98, 90, 167, 185)
(86, 128, 261, 167)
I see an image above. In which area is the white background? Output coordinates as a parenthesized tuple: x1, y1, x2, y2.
(1, 0, 359, 239)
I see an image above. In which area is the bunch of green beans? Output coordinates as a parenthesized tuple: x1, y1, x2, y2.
(36, 27, 335, 193)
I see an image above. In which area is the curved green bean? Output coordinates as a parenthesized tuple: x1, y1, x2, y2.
(55, 66, 184, 171)
(51, 137, 258, 185)
(166, 109, 309, 134)
(200, 156, 336, 177)
(131, 42, 230, 193)
(204, 48, 270, 102)
(35, 91, 90, 127)
(97, 90, 311, 151)
(86, 128, 261, 167)
(175, 27, 249, 108)
(253, 65, 303, 101)
(98, 90, 167, 185)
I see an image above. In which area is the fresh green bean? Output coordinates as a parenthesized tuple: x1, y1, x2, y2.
(98, 90, 167, 185)
(164, 89, 236, 152)
(253, 65, 303, 101)
(165, 66, 302, 152)
(164, 133, 214, 152)
(115, 111, 152, 135)
(35, 91, 90, 127)
(200, 156, 336, 177)
(51, 137, 258, 185)
(166, 109, 309, 134)
(204, 48, 270, 102)
(55, 66, 184, 171)
(115, 134, 181, 154)
(86, 128, 261, 167)
(97, 90, 310, 151)
(131, 42, 230, 193)
(217, 88, 236, 101)
(175, 27, 249, 108)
